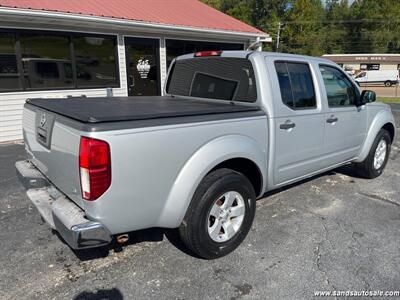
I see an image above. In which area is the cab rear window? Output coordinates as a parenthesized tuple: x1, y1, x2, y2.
(167, 57, 257, 102)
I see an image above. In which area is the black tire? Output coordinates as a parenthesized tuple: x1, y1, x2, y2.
(179, 168, 256, 259)
(384, 81, 392, 87)
(353, 129, 391, 179)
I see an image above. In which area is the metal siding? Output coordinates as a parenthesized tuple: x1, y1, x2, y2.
(0, 0, 264, 34)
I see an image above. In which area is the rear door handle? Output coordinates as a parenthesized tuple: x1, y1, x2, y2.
(326, 116, 338, 124)
(280, 121, 296, 130)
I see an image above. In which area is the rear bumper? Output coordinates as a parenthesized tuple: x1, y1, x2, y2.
(15, 160, 112, 249)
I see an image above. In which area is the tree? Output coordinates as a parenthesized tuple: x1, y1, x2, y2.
(200, 0, 222, 10)
(199, 0, 400, 55)
(281, 0, 325, 55)
(349, 0, 400, 53)
(323, 0, 350, 54)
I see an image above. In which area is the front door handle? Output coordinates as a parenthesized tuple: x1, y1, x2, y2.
(326, 116, 338, 124)
(280, 121, 296, 130)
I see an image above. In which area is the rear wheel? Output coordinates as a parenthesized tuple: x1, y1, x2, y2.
(179, 168, 256, 259)
(384, 81, 392, 87)
(353, 129, 391, 178)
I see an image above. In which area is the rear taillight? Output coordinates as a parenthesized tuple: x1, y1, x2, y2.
(194, 50, 222, 57)
(79, 137, 111, 201)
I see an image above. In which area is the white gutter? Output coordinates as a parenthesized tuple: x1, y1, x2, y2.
(0, 7, 270, 39)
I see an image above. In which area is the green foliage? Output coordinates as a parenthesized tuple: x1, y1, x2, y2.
(200, 0, 400, 55)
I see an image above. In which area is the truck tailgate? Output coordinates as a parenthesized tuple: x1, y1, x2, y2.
(23, 105, 84, 208)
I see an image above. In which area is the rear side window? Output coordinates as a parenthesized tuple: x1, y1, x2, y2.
(275, 62, 316, 109)
(167, 57, 257, 102)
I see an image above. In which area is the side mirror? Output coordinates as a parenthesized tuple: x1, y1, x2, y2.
(359, 90, 376, 105)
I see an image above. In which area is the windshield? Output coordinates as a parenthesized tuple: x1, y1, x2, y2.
(355, 72, 366, 79)
(166, 57, 257, 102)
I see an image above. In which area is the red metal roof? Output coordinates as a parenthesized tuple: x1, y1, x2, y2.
(0, 0, 265, 35)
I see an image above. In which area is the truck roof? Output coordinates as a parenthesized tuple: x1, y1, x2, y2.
(176, 50, 334, 65)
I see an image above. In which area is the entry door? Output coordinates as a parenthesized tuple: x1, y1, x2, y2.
(318, 65, 367, 165)
(125, 37, 161, 96)
(272, 60, 326, 185)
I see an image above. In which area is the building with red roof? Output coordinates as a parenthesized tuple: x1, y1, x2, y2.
(0, 0, 270, 142)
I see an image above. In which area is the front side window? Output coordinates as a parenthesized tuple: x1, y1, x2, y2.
(319, 65, 357, 107)
(275, 61, 316, 109)
(0, 33, 21, 91)
(167, 57, 257, 102)
(355, 72, 366, 79)
(74, 36, 118, 88)
(20, 33, 72, 89)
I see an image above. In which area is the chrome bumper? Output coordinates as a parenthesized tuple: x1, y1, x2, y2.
(15, 160, 112, 249)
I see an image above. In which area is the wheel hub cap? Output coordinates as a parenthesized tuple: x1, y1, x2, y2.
(373, 139, 387, 170)
(207, 191, 245, 243)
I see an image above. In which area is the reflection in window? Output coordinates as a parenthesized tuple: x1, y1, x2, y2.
(166, 39, 244, 67)
(167, 57, 257, 102)
(190, 73, 238, 100)
(0, 33, 21, 91)
(319, 65, 356, 107)
(74, 36, 118, 88)
(20, 34, 73, 89)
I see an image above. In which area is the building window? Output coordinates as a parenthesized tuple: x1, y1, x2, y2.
(0, 33, 21, 91)
(0, 29, 119, 93)
(360, 63, 380, 71)
(74, 36, 118, 88)
(166, 39, 244, 67)
(20, 33, 73, 89)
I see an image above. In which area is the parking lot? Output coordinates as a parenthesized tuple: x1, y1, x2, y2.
(0, 105, 399, 300)
(361, 86, 400, 98)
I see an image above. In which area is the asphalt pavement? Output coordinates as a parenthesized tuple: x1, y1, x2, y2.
(0, 106, 399, 300)
(361, 85, 400, 98)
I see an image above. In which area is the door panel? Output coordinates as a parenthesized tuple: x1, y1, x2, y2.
(319, 65, 367, 165)
(271, 60, 325, 185)
(323, 107, 366, 165)
(274, 113, 325, 184)
(125, 37, 160, 96)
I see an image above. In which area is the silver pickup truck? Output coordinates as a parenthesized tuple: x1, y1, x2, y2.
(16, 51, 396, 259)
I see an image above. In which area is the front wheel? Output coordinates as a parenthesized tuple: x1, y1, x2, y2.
(179, 168, 256, 259)
(353, 129, 391, 178)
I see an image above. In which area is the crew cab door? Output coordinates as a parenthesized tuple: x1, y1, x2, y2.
(318, 65, 367, 165)
(269, 59, 326, 185)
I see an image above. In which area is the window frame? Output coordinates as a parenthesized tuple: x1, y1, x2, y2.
(274, 60, 318, 111)
(319, 64, 359, 108)
(0, 28, 120, 93)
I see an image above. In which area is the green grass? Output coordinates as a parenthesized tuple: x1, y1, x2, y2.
(377, 97, 400, 104)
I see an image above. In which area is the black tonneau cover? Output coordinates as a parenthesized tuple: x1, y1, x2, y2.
(27, 96, 260, 123)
